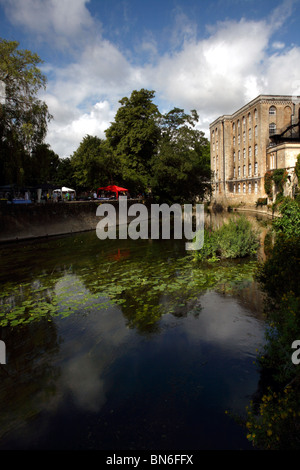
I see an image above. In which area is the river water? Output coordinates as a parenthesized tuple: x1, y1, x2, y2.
(0, 212, 269, 450)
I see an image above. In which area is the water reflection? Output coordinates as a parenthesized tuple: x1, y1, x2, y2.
(0, 212, 271, 449)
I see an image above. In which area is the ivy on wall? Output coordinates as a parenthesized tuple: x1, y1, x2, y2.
(264, 169, 288, 198)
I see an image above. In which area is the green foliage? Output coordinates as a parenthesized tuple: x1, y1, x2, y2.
(264, 171, 273, 197)
(0, 238, 258, 331)
(295, 154, 300, 181)
(264, 169, 288, 201)
(0, 38, 52, 185)
(194, 216, 260, 262)
(150, 108, 211, 203)
(246, 383, 300, 450)
(29, 143, 60, 185)
(256, 198, 267, 207)
(105, 89, 161, 193)
(70, 135, 119, 189)
(272, 197, 300, 237)
(247, 197, 300, 449)
(272, 169, 288, 193)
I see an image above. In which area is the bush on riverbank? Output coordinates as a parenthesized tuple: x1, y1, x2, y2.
(194, 215, 260, 262)
(246, 197, 300, 450)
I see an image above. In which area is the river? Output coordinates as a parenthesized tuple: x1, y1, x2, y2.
(0, 211, 269, 450)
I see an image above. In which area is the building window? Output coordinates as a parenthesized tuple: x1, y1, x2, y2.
(233, 151, 235, 162)
(243, 183, 246, 193)
(243, 131, 245, 143)
(233, 167, 236, 177)
(238, 150, 241, 160)
(233, 123, 235, 133)
(255, 125, 258, 137)
(269, 106, 276, 115)
(248, 112, 251, 124)
(255, 181, 258, 194)
(255, 144, 258, 157)
(233, 136, 236, 146)
(233, 184, 236, 193)
(248, 182, 252, 193)
(254, 162, 258, 175)
(269, 122, 276, 135)
(238, 166, 241, 177)
(249, 163, 252, 176)
(243, 148, 246, 159)
(249, 128, 251, 140)
(238, 134, 240, 145)
(237, 120, 240, 129)
(242, 116, 245, 126)
(238, 183, 241, 193)
(249, 146, 252, 158)
(254, 109, 258, 121)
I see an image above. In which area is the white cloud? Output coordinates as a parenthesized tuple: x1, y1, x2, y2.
(0, 0, 98, 49)
(5, 0, 298, 158)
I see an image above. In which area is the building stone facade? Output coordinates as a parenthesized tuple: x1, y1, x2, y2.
(210, 95, 300, 205)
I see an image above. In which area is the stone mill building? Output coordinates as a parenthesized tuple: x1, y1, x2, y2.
(210, 95, 300, 205)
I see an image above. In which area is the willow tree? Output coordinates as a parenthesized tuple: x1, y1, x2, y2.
(0, 38, 52, 184)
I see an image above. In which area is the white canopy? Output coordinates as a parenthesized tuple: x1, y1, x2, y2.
(54, 187, 76, 193)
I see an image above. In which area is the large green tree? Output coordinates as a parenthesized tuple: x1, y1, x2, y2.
(0, 38, 52, 184)
(151, 108, 211, 203)
(70, 135, 119, 190)
(105, 89, 161, 193)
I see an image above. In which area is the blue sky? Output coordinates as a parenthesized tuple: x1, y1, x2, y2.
(1, 0, 300, 157)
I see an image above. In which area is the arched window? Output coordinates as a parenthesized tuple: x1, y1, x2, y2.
(269, 106, 276, 115)
(269, 122, 276, 135)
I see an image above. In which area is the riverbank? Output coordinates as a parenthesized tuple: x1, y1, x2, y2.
(0, 199, 146, 244)
(209, 201, 278, 218)
(0, 199, 276, 244)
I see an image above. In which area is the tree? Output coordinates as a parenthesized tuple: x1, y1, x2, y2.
(70, 135, 119, 190)
(29, 143, 60, 185)
(105, 89, 161, 193)
(0, 38, 52, 184)
(54, 157, 76, 189)
(151, 108, 211, 203)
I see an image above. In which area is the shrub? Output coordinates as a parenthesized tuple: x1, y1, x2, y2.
(272, 197, 300, 237)
(194, 215, 260, 261)
(256, 198, 267, 207)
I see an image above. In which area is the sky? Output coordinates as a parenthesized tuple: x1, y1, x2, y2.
(1, 0, 300, 158)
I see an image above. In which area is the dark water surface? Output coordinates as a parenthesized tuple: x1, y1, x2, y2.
(0, 214, 268, 450)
